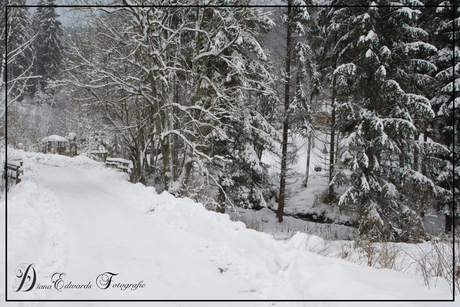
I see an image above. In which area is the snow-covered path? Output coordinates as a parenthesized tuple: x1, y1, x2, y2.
(11, 163, 255, 301)
(3, 152, 455, 306)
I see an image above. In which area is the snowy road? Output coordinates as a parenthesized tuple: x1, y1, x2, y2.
(10, 162, 255, 301)
(4, 152, 455, 306)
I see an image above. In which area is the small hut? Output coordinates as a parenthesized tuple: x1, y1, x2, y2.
(42, 135, 69, 155)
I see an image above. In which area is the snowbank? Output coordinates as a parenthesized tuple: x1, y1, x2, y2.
(139, 194, 451, 300)
(23, 151, 103, 169)
(6, 178, 69, 284)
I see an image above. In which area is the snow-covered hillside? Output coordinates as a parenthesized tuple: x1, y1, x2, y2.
(2, 151, 454, 305)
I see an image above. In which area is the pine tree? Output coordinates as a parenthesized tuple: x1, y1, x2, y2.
(420, 1, 459, 233)
(6, 2, 34, 99)
(1, 1, 37, 142)
(212, 106, 277, 211)
(32, 0, 63, 93)
(323, 0, 443, 241)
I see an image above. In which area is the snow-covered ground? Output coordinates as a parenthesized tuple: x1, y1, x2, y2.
(2, 150, 455, 306)
(262, 133, 445, 235)
(229, 208, 357, 241)
(261, 132, 357, 227)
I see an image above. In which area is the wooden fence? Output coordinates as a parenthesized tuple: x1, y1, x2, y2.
(4, 157, 23, 188)
(105, 158, 133, 182)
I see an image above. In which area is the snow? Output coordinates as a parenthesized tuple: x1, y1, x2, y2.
(380, 45, 391, 57)
(359, 30, 378, 45)
(435, 2, 450, 13)
(441, 77, 460, 93)
(334, 63, 356, 77)
(365, 48, 374, 59)
(230, 207, 357, 241)
(105, 157, 133, 165)
(396, 7, 421, 20)
(402, 42, 437, 54)
(41, 135, 68, 142)
(2, 151, 454, 304)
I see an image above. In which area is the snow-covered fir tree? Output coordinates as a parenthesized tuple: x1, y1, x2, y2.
(321, 0, 444, 241)
(5, 2, 35, 99)
(419, 0, 459, 233)
(1, 2, 38, 143)
(32, 0, 63, 93)
(211, 96, 278, 211)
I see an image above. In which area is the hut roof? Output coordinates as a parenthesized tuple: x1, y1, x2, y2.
(42, 135, 68, 142)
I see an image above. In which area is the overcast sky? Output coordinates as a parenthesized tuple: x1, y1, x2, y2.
(25, 0, 288, 26)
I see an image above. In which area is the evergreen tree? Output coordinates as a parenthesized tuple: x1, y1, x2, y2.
(212, 105, 277, 211)
(32, 0, 63, 93)
(323, 0, 443, 240)
(1, 1, 37, 142)
(420, 1, 459, 233)
(6, 2, 34, 99)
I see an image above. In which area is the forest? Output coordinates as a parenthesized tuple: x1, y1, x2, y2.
(2, 0, 459, 243)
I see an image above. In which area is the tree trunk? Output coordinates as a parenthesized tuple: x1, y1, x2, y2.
(304, 134, 311, 187)
(172, 74, 180, 182)
(422, 133, 427, 175)
(217, 186, 226, 214)
(277, 1, 292, 223)
(445, 214, 453, 233)
(161, 135, 171, 191)
(335, 130, 339, 164)
(413, 133, 420, 172)
(328, 75, 336, 202)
